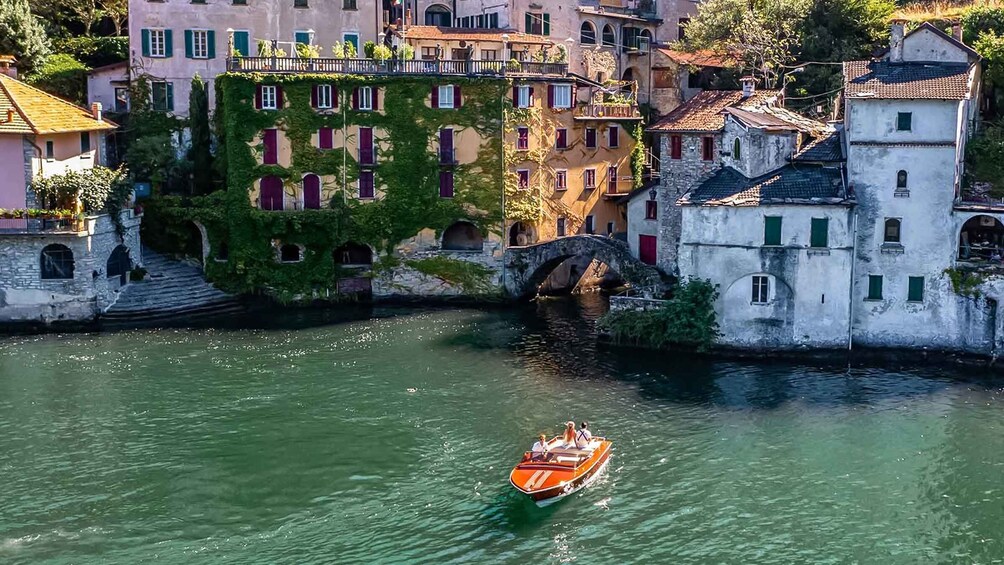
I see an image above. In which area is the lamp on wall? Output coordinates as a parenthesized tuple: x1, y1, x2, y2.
(501, 33, 510, 59)
(649, 187, 657, 201)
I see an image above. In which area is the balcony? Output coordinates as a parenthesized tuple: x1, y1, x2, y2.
(439, 148, 457, 166)
(575, 103, 642, 121)
(227, 57, 567, 78)
(0, 216, 82, 235)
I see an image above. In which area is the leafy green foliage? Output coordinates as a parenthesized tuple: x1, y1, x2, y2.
(0, 0, 50, 75)
(52, 36, 127, 67)
(189, 75, 214, 195)
(962, 5, 1004, 44)
(404, 256, 498, 294)
(630, 124, 645, 190)
(124, 76, 188, 190)
(25, 53, 88, 104)
(31, 166, 130, 213)
(966, 121, 1004, 192)
(598, 279, 721, 352)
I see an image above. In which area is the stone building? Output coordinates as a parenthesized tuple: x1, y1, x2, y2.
(0, 66, 142, 324)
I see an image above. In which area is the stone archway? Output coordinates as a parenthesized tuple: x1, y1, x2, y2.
(442, 221, 484, 251)
(508, 222, 535, 247)
(958, 214, 1004, 262)
(184, 220, 210, 268)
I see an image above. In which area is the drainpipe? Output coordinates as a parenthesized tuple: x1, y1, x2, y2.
(847, 206, 857, 352)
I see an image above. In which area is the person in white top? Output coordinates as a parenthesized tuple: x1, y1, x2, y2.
(530, 434, 551, 461)
(575, 422, 592, 449)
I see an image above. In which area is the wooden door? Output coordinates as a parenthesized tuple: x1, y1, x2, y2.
(639, 234, 657, 265)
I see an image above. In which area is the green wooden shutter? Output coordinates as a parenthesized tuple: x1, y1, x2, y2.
(543, 13, 550, 36)
(295, 31, 310, 46)
(810, 218, 828, 248)
(867, 275, 883, 300)
(185, 30, 194, 58)
(764, 216, 782, 246)
(142, 29, 151, 57)
(166, 83, 174, 111)
(897, 112, 912, 131)
(164, 30, 174, 58)
(207, 30, 216, 59)
(908, 276, 924, 302)
(525, 13, 532, 33)
(234, 31, 249, 56)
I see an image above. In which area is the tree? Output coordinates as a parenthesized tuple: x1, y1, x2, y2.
(189, 75, 214, 195)
(100, 0, 128, 36)
(59, 0, 101, 37)
(0, 0, 51, 75)
(25, 54, 88, 104)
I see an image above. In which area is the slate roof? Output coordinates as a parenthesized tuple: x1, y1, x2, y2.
(724, 107, 800, 131)
(843, 60, 974, 100)
(398, 26, 551, 45)
(647, 90, 779, 133)
(793, 131, 844, 162)
(0, 73, 116, 135)
(678, 165, 848, 207)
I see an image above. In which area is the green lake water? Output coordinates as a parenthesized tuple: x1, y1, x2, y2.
(2, 296, 1004, 564)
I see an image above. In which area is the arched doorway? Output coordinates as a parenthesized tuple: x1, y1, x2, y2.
(425, 4, 452, 26)
(959, 215, 1004, 262)
(333, 242, 373, 266)
(442, 221, 484, 251)
(106, 245, 131, 284)
(40, 244, 74, 280)
(580, 22, 597, 45)
(183, 221, 205, 264)
(509, 222, 535, 246)
(302, 174, 321, 209)
(259, 176, 284, 210)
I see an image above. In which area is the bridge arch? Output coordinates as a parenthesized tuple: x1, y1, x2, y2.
(504, 235, 664, 298)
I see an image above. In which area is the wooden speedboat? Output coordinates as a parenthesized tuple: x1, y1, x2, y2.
(509, 437, 612, 506)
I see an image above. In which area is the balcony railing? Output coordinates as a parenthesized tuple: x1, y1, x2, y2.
(227, 57, 567, 77)
(956, 193, 1004, 211)
(576, 104, 642, 119)
(439, 148, 457, 165)
(0, 217, 81, 234)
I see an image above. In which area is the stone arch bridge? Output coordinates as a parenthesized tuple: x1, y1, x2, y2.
(504, 235, 667, 299)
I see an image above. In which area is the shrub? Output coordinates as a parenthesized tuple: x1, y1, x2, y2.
(363, 40, 376, 58)
(31, 166, 131, 213)
(25, 53, 88, 104)
(52, 36, 128, 68)
(597, 278, 721, 352)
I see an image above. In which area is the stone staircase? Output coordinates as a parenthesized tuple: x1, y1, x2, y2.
(100, 248, 244, 326)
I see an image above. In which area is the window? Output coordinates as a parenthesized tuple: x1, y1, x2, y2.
(188, 29, 210, 59)
(908, 276, 924, 302)
(293, 0, 308, 7)
(556, 217, 566, 237)
(343, 0, 357, 8)
(145, 29, 168, 58)
(318, 127, 333, 150)
(436, 85, 456, 109)
(555, 128, 567, 149)
(280, 245, 302, 263)
(602, 25, 616, 47)
(481, 49, 498, 60)
(358, 126, 374, 165)
(584, 168, 596, 190)
(151, 81, 173, 111)
(261, 85, 278, 110)
(515, 85, 532, 108)
(302, 174, 321, 209)
(314, 84, 333, 109)
(233, 0, 247, 4)
(867, 275, 883, 300)
(897, 112, 912, 131)
(294, 32, 311, 49)
(645, 200, 657, 220)
(678, 18, 690, 41)
(733, 138, 741, 160)
(584, 215, 595, 235)
(114, 87, 129, 112)
(516, 127, 529, 151)
(358, 170, 375, 198)
(45, 141, 54, 159)
(263, 129, 278, 165)
(450, 48, 466, 60)
(550, 84, 572, 109)
(608, 126, 619, 148)
(670, 135, 682, 159)
(585, 128, 597, 149)
(896, 170, 908, 190)
(343, 33, 359, 55)
(580, 22, 596, 45)
(884, 218, 901, 243)
(439, 128, 454, 164)
(40, 244, 74, 280)
(555, 170, 567, 191)
(751, 275, 769, 304)
(421, 47, 437, 60)
(764, 216, 782, 245)
(356, 86, 373, 110)
(259, 175, 284, 210)
(606, 221, 615, 235)
(517, 169, 530, 189)
(810, 218, 828, 248)
(701, 136, 714, 161)
(80, 132, 91, 154)
(525, 12, 549, 35)
(439, 170, 454, 198)
(607, 165, 618, 193)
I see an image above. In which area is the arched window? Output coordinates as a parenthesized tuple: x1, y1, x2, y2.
(640, 29, 652, 47)
(302, 174, 321, 209)
(884, 218, 901, 243)
(41, 244, 74, 280)
(733, 138, 741, 160)
(896, 170, 908, 190)
(602, 25, 616, 48)
(259, 175, 284, 210)
(580, 22, 596, 45)
(442, 221, 484, 251)
(106, 245, 131, 283)
(333, 242, 373, 265)
(424, 4, 452, 26)
(279, 244, 302, 263)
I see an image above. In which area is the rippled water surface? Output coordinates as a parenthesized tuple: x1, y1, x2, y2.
(3, 296, 1004, 564)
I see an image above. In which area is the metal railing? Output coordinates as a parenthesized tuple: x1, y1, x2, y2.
(576, 104, 641, 119)
(0, 217, 80, 234)
(228, 57, 568, 77)
(439, 148, 457, 165)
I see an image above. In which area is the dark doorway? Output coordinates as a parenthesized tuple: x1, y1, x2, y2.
(333, 242, 373, 266)
(442, 221, 484, 251)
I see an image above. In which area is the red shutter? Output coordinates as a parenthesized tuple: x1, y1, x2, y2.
(431, 85, 439, 108)
(263, 129, 278, 164)
(453, 86, 461, 108)
(671, 135, 682, 159)
(331, 85, 338, 108)
(310, 85, 318, 108)
(254, 85, 263, 109)
(352, 87, 359, 109)
(547, 85, 555, 108)
(359, 171, 374, 198)
(512, 86, 518, 105)
(275, 86, 283, 109)
(260, 176, 283, 210)
(319, 127, 333, 150)
(373, 88, 379, 111)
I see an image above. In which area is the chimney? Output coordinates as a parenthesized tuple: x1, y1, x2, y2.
(4, 108, 13, 123)
(740, 76, 755, 98)
(405, 8, 411, 28)
(952, 22, 963, 42)
(91, 102, 102, 122)
(890, 20, 905, 63)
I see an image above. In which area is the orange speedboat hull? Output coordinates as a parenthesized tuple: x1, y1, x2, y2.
(509, 438, 612, 506)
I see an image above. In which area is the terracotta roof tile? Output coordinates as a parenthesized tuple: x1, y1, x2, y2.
(843, 60, 974, 100)
(679, 165, 849, 207)
(0, 73, 115, 135)
(656, 49, 734, 68)
(399, 26, 552, 45)
(647, 90, 780, 133)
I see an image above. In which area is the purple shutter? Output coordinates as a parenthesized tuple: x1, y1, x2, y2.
(556, 129, 566, 149)
(512, 86, 518, 105)
(359, 127, 373, 164)
(440, 128, 453, 163)
(359, 171, 374, 198)
(275, 86, 283, 108)
(319, 127, 333, 150)
(303, 174, 321, 209)
(255, 85, 263, 109)
(454, 86, 461, 108)
(440, 171, 453, 197)
(431, 85, 439, 108)
(352, 87, 359, 109)
(260, 176, 283, 210)
(263, 129, 278, 164)
(547, 85, 554, 108)
(310, 85, 318, 108)
(372, 88, 379, 111)
(331, 85, 338, 108)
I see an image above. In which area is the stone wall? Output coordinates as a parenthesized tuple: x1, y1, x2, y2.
(609, 295, 666, 312)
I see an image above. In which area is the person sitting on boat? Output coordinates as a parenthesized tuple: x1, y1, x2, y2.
(575, 422, 592, 449)
(531, 434, 551, 461)
(562, 421, 576, 447)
